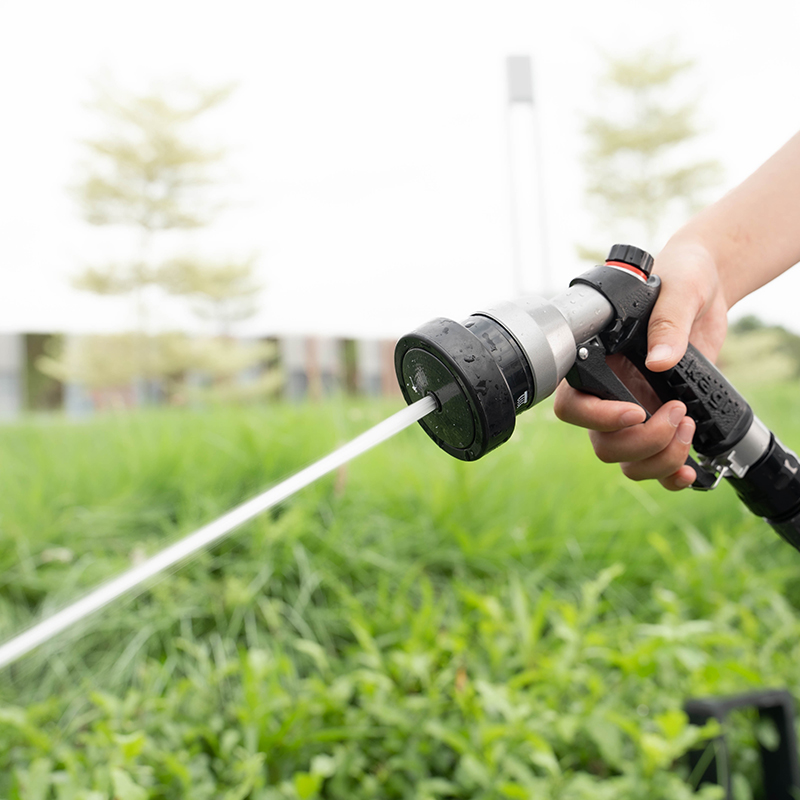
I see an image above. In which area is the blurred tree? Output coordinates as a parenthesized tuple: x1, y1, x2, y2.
(779, 330, 800, 378)
(42, 80, 282, 405)
(579, 46, 723, 263)
(39, 332, 282, 406)
(24, 334, 64, 410)
(730, 314, 768, 335)
(75, 82, 229, 231)
(72, 82, 233, 329)
(158, 257, 260, 336)
(40, 333, 166, 390)
(719, 314, 800, 384)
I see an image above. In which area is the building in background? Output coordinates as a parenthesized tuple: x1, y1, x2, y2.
(0, 335, 24, 419)
(0, 331, 401, 419)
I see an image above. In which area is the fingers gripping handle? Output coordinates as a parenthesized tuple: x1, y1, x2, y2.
(566, 344, 717, 489)
(624, 342, 754, 459)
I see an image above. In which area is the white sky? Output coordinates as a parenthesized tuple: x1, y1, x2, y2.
(2, 0, 800, 339)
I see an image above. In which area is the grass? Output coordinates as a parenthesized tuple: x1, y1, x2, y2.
(1, 386, 800, 798)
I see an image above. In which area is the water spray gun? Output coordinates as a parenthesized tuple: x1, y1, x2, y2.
(395, 244, 800, 551)
(5, 243, 799, 669)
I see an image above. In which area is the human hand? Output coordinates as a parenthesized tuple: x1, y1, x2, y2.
(553, 237, 731, 490)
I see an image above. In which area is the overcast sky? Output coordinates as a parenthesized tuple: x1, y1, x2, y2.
(3, 0, 800, 339)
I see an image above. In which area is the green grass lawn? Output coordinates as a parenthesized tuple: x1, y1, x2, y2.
(1, 386, 799, 799)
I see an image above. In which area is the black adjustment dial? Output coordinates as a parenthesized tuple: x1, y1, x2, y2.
(606, 243, 654, 276)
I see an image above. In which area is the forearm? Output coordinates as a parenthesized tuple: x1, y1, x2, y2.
(668, 130, 800, 308)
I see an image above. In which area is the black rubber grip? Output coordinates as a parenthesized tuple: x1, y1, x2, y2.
(625, 343, 754, 458)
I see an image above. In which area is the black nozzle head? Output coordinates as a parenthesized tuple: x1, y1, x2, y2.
(394, 317, 517, 461)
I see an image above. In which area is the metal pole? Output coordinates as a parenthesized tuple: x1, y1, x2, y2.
(505, 55, 550, 296)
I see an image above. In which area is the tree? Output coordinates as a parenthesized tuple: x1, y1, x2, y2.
(158, 257, 261, 336)
(73, 81, 233, 330)
(723, 315, 800, 380)
(76, 81, 229, 232)
(579, 46, 723, 262)
(41, 80, 281, 404)
(38, 332, 185, 407)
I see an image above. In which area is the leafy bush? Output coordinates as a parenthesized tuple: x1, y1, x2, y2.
(1, 391, 799, 798)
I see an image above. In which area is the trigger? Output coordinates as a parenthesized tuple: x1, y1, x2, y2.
(566, 340, 643, 409)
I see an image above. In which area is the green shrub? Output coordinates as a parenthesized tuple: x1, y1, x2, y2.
(1, 390, 799, 797)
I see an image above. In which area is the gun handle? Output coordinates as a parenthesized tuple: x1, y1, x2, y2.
(624, 342, 754, 460)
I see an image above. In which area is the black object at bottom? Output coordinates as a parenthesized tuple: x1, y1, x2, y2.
(684, 689, 800, 798)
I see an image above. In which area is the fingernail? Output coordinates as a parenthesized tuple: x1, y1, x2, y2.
(677, 417, 695, 445)
(668, 405, 684, 427)
(620, 408, 644, 426)
(647, 344, 673, 366)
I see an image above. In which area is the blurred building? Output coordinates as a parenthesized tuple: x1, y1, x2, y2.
(0, 334, 24, 418)
(282, 337, 398, 401)
(0, 331, 400, 419)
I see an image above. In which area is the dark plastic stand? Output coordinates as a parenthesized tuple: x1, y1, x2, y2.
(684, 689, 800, 798)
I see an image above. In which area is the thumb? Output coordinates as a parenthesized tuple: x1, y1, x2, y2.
(644, 284, 701, 372)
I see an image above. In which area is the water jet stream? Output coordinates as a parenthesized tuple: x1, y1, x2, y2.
(0, 396, 436, 670)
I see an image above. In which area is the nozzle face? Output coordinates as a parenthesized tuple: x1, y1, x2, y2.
(394, 317, 517, 461)
(399, 347, 476, 449)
